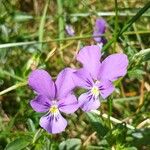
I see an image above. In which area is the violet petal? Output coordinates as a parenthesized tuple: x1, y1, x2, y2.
(99, 54, 128, 81)
(79, 92, 100, 112)
(93, 18, 106, 43)
(76, 45, 102, 80)
(73, 68, 93, 89)
(55, 68, 77, 98)
(28, 69, 55, 99)
(39, 113, 67, 134)
(65, 24, 75, 36)
(97, 80, 115, 99)
(30, 95, 51, 112)
(58, 94, 79, 114)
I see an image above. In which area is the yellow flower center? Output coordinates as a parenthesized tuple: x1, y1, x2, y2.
(49, 105, 58, 114)
(91, 86, 99, 97)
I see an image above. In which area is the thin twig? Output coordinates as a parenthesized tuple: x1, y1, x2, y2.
(137, 119, 150, 129)
(136, 80, 145, 113)
(91, 110, 135, 130)
(70, 11, 150, 17)
(83, 132, 96, 146)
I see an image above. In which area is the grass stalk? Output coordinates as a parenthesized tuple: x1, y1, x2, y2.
(57, 0, 64, 59)
(38, 0, 50, 51)
(1, 30, 150, 49)
(103, 1, 150, 51)
(114, 0, 118, 51)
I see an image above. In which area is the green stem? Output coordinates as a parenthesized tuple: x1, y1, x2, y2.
(0, 30, 150, 49)
(0, 34, 105, 49)
(0, 69, 25, 81)
(0, 81, 27, 96)
(101, 96, 140, 103)
(124, 30, 150, 35)
(114, 96, 140, 102)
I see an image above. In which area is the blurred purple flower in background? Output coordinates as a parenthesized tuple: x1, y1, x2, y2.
(65, 24, 75, 36)
(28, 69, 78, 134)
(74, 45, 128, 112)
(93, 18, 107, 44)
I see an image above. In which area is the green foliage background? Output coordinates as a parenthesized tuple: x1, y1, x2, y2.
(0, 0, 150, 149)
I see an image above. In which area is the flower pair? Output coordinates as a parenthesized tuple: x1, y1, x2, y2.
(28, 45, 128, 134)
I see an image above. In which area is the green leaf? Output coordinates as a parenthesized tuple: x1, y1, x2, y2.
(27, 118, 36, 132)
(5, 137, 31, 150)
(59, 138, 81, 150)
(123, 147, 137, 150)
(132, 48, 150, 62)
(105, 123, 128, 146)
(86, 112, 109, 137)
(128, 69, 146, 80)
(129, 128, 150, 148)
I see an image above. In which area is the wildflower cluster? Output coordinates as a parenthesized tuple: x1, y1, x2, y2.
(28, 18, 128, 134)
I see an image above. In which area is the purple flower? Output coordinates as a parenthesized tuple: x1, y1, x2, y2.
(93, 18, 107, 44)
(65, 24, 75, 36)
(28, 68, 78, 134)
(74, 45, 128, 112)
